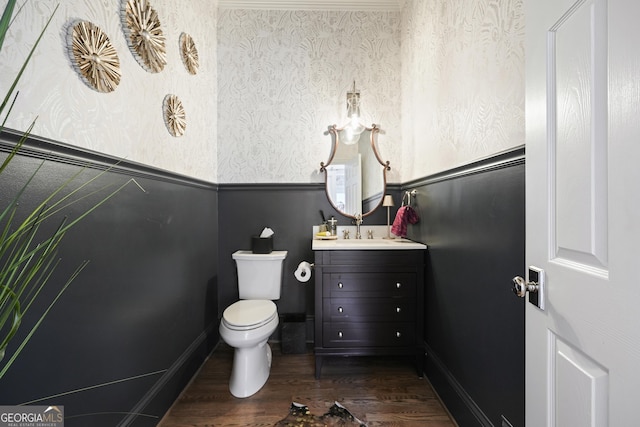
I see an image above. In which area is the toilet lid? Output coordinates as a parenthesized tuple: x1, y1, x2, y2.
(222, 300, 277, 329)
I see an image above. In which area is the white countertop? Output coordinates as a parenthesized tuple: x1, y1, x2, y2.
(311, 225, 427, 250)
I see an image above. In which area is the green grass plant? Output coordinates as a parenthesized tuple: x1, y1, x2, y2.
(0, 0, 142, 378)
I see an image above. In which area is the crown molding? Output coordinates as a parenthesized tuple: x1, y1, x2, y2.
(218, 0, 403, 11)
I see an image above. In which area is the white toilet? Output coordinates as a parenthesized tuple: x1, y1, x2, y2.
(219, 250, 288, 398)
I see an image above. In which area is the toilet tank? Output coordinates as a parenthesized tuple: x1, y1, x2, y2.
(232, 250, 288, 300)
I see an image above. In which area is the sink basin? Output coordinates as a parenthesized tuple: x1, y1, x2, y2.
(312, 237, 427, 250)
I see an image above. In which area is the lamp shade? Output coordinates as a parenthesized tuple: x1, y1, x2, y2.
(382, 195, 394, 207)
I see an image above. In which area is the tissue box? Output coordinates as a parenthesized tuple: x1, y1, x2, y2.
(251, 236, 273, 254)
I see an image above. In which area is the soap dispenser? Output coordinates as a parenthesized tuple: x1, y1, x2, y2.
(327, 217, 338, 236)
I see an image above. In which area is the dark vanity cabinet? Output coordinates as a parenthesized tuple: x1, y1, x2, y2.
(313, 249, 425, 378)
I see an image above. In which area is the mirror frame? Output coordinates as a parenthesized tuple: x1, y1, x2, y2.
(320, 123, 391, 219)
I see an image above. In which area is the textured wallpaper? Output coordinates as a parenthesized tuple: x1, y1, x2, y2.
(0, 0, 218, 182)
(1, 0, 524, 185)
(217, 0, 523, 184)
(217, 9, 402, 184)
(400, 0, 525, 180)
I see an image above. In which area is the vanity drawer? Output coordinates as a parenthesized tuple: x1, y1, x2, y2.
(317, 250, 424, 266)
(323, 273, 416, 298)
(322, 322, 415, 347)
(323, 297, 415, 322)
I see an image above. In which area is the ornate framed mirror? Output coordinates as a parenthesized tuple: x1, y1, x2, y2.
(320, 123, 390, 219)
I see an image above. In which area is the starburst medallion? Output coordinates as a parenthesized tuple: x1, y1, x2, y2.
(180, 33, 199, 75)
(122, 0, 166, 73)
(163, 94, 186, 137)
(68, 21, 121, 93)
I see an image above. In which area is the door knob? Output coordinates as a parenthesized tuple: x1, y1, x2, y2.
(512, 276, 539, 297)
(512, 267, 545, 310)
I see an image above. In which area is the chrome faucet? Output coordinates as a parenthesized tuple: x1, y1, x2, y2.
(354, 213, 363, 239)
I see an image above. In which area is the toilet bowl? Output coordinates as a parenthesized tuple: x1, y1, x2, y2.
(219, 250, 287, 398)
(219, 300, 279, 398)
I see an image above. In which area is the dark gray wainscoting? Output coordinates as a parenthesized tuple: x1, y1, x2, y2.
(404, 146, 525, 427)
(0, 130, 219, 427)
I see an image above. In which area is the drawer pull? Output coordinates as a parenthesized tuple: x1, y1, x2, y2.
(396, 331, 402, 338)
(338, 306, 344, 313)
(396, 282, 402, 289)
(338, 331, 343, 338)
(396, 307, 401, 313)
(338, 282, 343, 289)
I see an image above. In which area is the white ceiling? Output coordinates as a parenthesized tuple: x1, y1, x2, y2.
(218, 0, 403, 11)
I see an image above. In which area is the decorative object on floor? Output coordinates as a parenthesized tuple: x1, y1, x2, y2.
(180, 32, 199, 75)
(68, 20, 121, 93)
(274, 402, 367, 427)
(122, 0, 166, 73)
(163, 94, 186, 137)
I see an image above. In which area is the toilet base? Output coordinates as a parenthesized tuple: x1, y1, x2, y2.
(229, 340, 273, 398)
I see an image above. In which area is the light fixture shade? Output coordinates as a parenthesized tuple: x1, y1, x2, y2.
(346, 88, 360, 119)
(342, 80, 365, 145)
(383, 195, 394, 207)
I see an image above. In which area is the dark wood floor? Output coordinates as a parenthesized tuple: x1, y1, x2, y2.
(159, 342, 456, 426)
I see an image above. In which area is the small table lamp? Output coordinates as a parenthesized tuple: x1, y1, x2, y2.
(383, 195, 395, 239)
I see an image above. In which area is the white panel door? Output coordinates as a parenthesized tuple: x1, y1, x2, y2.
(525, 0, 640, 425)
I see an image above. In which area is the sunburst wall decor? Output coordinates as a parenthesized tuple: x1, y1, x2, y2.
(122, 0, 167, 73)
(68, 21, 121, 93)
(163, 94, 186, 137)
(180, 33, 199, 75)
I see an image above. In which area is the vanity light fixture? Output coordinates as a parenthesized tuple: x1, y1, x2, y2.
(383, 194, 395, 239)
(343, 81, 365, 145)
